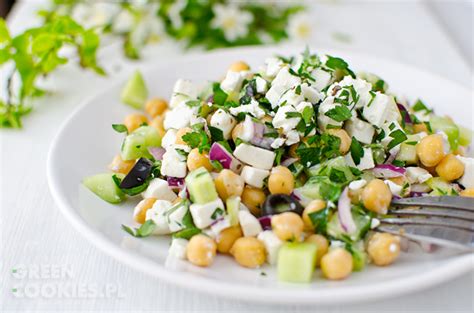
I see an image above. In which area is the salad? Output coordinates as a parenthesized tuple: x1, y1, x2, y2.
(83, 49, 473, 283)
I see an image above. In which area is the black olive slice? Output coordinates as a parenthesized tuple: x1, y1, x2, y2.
(262, 194, 304, 216)
(119, 158, 153, 189)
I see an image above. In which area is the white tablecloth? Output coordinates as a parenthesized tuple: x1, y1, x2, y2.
(1, 1, 473, 312)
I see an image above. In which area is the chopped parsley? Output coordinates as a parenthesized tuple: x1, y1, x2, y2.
(112, 124, 128, 133)
(412, 99, 432, 113)
(325, 105, 352, 122)
(387, 129, 407, 150)
(211, 207, 225, 220)
(122, 220, 156, 238)
(296, 133, 341, 167)
(350, 137, 364, 165)
(212, 83, 228, 106)
(208, 125, 224, 142)
(325, 55, 356, 78)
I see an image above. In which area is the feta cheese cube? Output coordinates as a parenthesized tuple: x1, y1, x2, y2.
(272, 66, 301, 90)
(189, 198, 225, 229)
(264, 57, 284, 78)
(238, 210, 263, 237)
(362, 93, 391, 127)
(317, 97, 343, 131)
(210, 108, 236, 140)
(142, 178, 177, 201)
(145, 200, 173, 234)
(169, 79, 198, 108)
(271, 137, 286, 149)
(229, 99, 265, 119)
(162, 129, 178, 149)
(278, 88, 304, 107)
(241, 166, 270, 188)
(381, 121, 405, 148)
(385, 97, 402, 123)
(220, 70, 245, 94)
(334, 76, 373, 108)
(345, 147, 375, 170)
(161, 145, 189, 178)
(311, 68, 332, 91)
(255, 76, 268, 93)
(210, 216, 231, 236)
(272, 104, 299, 133)
(233, 144, 276, 170)
(384, 180, 403, 196)
(257, 230, 283, 265)
(285, 130, 300, 146)
(164, 102, 196, 130)
(456, 156, 474, 188)
(168, 203, 188, 232)
(301, 83, 322, 103)
(344, 117, 375, 144)
(168, 238, 188, 259)
(265, 85, 287, 109)
(406, 167, 432, 184)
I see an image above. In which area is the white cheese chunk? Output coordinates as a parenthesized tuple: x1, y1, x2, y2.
(406, 167, 432, 184)
(164, 102, 196, 130)
(161, 145, 189, 178)
(344, 117, 375, 144)
(264, 57, 284, 78)
(272, 66, 301, 90)
(384, 180, 403, 196)
(345, 147, 375, 170)
(233, 144, 276, 170)
(168, 203, 188, 232)
(317, 97, 343, 131)
(161, 129, 178, 149)
(189, 198, 225, 229)
(210, 216, 231, 236)
(332, 76, 373, 108)
(381, 121, 405, 148)
(145, 200, 173, 234)
(311, 68, 332, 91)
(271, 137, 286, 149)
(229, 99, 265, 118)
(301, 83, 322, 103)
(220, 70, 245, 94)
(169, 79, 198, 108)
(257, 230, 283, 265)
(456, 156, 474, 188)
(255, 76, 268, 93)
(362, 93, 391, 127)
(348, 179, 367, 191)
(265, 85, 288, 109)
(241, 166, 270, 188)
(168, 238, 188, 259)
(278, 88, 304, 107)
(272, 104, 299, 133)
(285, 129, 300, 146)
(210, 108, 236, 140)
(238, 210, 263, 237)
(142, 178, 177, 201)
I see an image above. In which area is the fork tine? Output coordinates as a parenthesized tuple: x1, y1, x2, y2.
(391, 196, 474, 212)
(377, 224, 474, 251)
(388, 207, 474, 222)
(380, 217, 474, 232)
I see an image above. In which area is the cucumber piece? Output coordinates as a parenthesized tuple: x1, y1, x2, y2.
(349, 244, 367, 271)
(83, 173, 125, 204)
(277, 242, 317, 283)
(121, 126, 161, 161)
(327, 209, 371, 241)
(430, 116, 459, 150)
(307, 156, 354, 182)
(295, 176, 342, 202)
(226, 196, 240, 226)
(426, 177, 456, 195)
(459, 126, 472, 147)
(121, 70, 148, 109)
(185, 167, 218, 204)
(396, 134, 421, 164)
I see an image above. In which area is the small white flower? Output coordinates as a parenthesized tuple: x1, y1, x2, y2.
(211, 4, 253, 42)
(131, 5, 164, 47)
(72, 3, 121, 29)
(112, 9, 135, 34)
(288, 13, 311, 40)
(168, 0, 187, 29)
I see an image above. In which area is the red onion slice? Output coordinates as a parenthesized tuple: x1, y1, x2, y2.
(209, 142, 242, 172)
(148, 147, 165, 160)
(397, 103, 413, 125)
(281, 157, 298, 167)
(258, 215, 272, 230)
(372, 164, 406, 178)
(337, 187, 357, 234)
(167, 176, 185, 188)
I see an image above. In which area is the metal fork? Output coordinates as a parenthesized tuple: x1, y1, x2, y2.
(377, 196, 474, 252)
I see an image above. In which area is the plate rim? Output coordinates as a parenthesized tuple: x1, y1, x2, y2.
(47, 45, 474, 305)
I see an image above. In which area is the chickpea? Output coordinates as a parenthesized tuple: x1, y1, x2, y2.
(186, 235, 217, 267)
(133, 198, 157, 224)
(367, 232, 400, 266)
(460, 188, 474, 197)
(124, 113, 148, 133)
(320, 248, 353, 280)
(187, 148, 213, 172)
(175, 127, 193, 145)
(435, 154, 464, 181)
(328, 129, 351, 154)
(302, 199, 326, 231)
(416, 134, 446, 167)
(228, 61, 250, 72)
(305, 234, 329, 267)
(271, 212, 304, 241)
(145, 98, 168, 118)
(241, 186, 266, 216)
(216, 226, 243, 254)
(149, 115, 166, 137)
(268, 166, 295, 195)
(231, 123, 244, 142)
(214, 169, 245, 201)
(230, 237, 266, 268)
(109, 154, 135, 175)
(413, 123, 428, 134)
(362, 179, 392, 214)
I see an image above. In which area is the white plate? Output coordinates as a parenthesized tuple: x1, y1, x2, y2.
(47, 46, 474, 305)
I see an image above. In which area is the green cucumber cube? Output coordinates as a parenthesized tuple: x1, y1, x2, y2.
(430, 116, 459, 150)
(458, 126, 472, 147)
(327, 210, 371, 241)
(226, 196, 240, 226)
(83, 173, 125, 204)
(121, 70, 148, 109)
(185, 167, 218, 204)
(277, 242, 317, 283)
(427, 177, 455, 195)
(121, 126, 161, 161)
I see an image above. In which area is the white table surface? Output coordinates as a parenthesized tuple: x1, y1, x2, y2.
(1, 1, 473, 312)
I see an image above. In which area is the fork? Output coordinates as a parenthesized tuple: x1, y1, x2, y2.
(377, 196, 474, 252)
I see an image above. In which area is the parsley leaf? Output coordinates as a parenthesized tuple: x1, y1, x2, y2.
(412, 99, 432, 113)
(308, 207, 329, 234)
(325, 55, 356, 78)
(324, 105, 352, 122)
(122, 220, 156, 238)
(387, 129, 407, 150)
(296, 133, 341, 167)
(212, 83, 228, 106)
(112, 124, 128, 133)
(350, 137, 364, 165)
(208, 125, 224, 142)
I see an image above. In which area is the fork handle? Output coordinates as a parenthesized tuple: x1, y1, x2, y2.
(391, 196, 474, 212)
